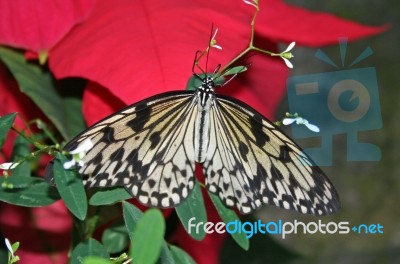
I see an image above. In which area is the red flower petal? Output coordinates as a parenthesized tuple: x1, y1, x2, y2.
(49, 0, 386, 125)
(0, 201, 71, 264)
(49, 0, 252, 107)
(256, 0, 388, 46)
(82, 82, 126, 125)
(0, 0, 95, 52)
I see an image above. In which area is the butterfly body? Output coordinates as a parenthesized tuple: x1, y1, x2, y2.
(46, 75, 340, 215)
(195, 76, 215, 163)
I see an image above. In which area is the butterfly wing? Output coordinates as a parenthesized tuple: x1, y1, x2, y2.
(45, 91, 198, 208)
(203, 95, 340, 215)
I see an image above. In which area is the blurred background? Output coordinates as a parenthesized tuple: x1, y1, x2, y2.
(221, 0, 400, 263)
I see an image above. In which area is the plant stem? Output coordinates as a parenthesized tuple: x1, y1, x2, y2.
(220, 1, 275, 74)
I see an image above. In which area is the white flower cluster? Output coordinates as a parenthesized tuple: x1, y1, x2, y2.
(282, 113, 320, 132)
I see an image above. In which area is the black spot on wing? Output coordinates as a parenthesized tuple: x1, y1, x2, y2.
(249, 114, 269, 146)
(115, 171, 130, 185)
(238, 141, 249, 162)
(102, 127, 115, 143)
(126, 148, 151, 177)
(148, 179, 156, 188)
(110, 148, 124, 161)
(93, 153, 103, 165)
(279, 145, 292, 162)
(149, 132, 161, 150)
(127, 103, 151, 132)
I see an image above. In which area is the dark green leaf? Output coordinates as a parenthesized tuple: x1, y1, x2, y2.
(0, 47, 70, 139)
(11, 135, 31, 177)
(209, 192, 249, 251)
(102, 220, 129, 254)
(89, 187, 131, 206)
(186, 74, 204, 91)
(122, 202, 174, 264)
(62, 96, 86, 139)
(176, 182, 207, 240)
(70, 238, 109, 264)
(170, 246, 196, 264)
(0, 177, 59, 206)
(122, 201, 143, 241)
(53, 153, 87, 220)
(157, 243, 175, 264)
(0, 248, 7, 264)
(221, 66, 247, 76)
(0, 113, 16, 148)
(130, 209, 165, 264)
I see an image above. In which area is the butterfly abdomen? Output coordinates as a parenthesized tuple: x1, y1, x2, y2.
(194, 79, 215, 163)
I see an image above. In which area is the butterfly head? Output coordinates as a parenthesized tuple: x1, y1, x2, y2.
(203, 76, 216, 90)
(197, 75, 216, 109)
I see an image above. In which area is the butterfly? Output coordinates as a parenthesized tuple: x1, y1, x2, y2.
(45, 62, 340, 216)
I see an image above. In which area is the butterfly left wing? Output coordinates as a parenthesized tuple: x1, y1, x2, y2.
(45, 91, 198, 208)
(203, 95, 340, 215)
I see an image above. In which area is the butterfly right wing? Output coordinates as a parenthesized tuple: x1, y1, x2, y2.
(203, 95, 340, 215)
(45, 91, 198, 208)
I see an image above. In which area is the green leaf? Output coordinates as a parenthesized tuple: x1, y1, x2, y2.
(122, 201, 143, 240)
(209, 192, 249, 251)
(53, 153, 87, 220)
(70, 239, 109, 264)
(83, 256, 111, 264)
(186, 74, 204, 91)
(221, 66, 247, 76)
(62, 96, 86, 139)
(0, 113, 16, 148)
(170, 246, 196, 264)
(122, 202, 174, 264)
(130, 209, 166, 264)
(102, 220, 129, 254)
(175, 182, 207, 240)
(0, 177, 60, 206)
(0, 47, 70, 139)
(11, 135, 31, 177)
(157, 244, 175, 264)
(11, 241, 20, 253)
(89, 187, 131, 206)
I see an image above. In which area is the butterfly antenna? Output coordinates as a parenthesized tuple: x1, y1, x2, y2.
(192, 50, 204, 81)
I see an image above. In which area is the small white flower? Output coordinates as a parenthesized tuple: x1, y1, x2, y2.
(243, 0, 259, 9)
(272, 41, 296, 68)
(0, 162, 18, 170)
(282, 115, 320, 133)
(5, 238, 13, 257)
(210, 28, 222, 50)
(282, 41, 296, 54)
(63, 139, 94, 169)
